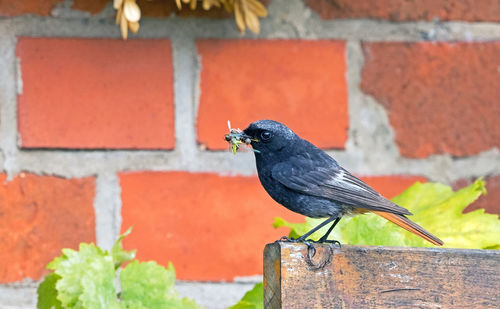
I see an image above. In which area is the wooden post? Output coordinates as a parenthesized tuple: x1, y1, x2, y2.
(264, 242, 500, 308)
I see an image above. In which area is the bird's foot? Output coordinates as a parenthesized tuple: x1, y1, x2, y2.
(276, 236, 317, 256)
(276, 235, 341, 268)
(277, 235, 341, 248)
(277, 236, 315, 245)
(277, 236, 338, 263)
(317, 238, 342, 248)
(303, 239, 341, 259)
(277, 236, 297, 243)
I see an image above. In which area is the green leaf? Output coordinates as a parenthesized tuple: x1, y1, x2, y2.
(407, 179, 499, 249)
(47, 243, 119, 308)
(79, 257, 120, 308)
(175, 297, 203, 309)
(120, 300, 148, 309)
(111, 227, 136, 269)
(229, 282, 263, 309)
(274, 179, 500, 249)
(120, 260, 175, 307)
(39, 229, 199, 309)
(37, 272, 63, 309)
(120, 261, 202, 309)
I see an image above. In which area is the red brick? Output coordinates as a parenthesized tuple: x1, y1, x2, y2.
(17, 38, 174, 149)
(454, 176, 500, 215)
(196, 40, 348, 150)
(71, 0, 109, 14)
(120, 172, 302, 281)
(306, 0, 500, 22)
(0, 173, 95, 282)
(0, 0, 62, 16)
(120, 172, 423, 281)
(361, 42, 500, 158)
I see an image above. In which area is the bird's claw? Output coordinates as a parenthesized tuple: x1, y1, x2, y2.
(276, 235, 338, 269)
(278, 236, 296, 243)
(318, 239, 342, 248)
(276, 236, 317, 255)
(277, 236, 341, 248)
(305, 241, 316, 259)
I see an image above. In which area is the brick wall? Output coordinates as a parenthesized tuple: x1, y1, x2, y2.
(0, 0, 499, 308)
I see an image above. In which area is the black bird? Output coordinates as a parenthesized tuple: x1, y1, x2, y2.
(239, 120, 443, 246)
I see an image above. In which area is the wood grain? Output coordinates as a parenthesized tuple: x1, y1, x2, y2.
(264, 242, 500, 308)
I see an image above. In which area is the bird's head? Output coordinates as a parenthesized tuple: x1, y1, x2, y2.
(241, 120, 298, 154)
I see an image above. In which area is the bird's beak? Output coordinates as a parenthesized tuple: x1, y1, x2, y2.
(241, 132, 257, 144)
(224, 131, 256, 145)
(241, 130, 258, 144)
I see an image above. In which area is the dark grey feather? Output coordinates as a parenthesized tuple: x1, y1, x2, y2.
(272, 153, 412, 216)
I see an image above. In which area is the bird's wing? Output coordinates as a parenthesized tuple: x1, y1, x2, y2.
(272, 154, 412, 216)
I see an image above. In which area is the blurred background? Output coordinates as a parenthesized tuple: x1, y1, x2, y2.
(0, 0, 499, 308)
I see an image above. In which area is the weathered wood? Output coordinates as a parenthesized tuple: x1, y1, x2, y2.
(264, 242, 500, 308)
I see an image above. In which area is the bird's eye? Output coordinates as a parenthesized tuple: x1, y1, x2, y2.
(260, 131, 272, 141)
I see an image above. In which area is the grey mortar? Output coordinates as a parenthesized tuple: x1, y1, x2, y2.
(94, 172, 122, 250)
(172, 34, 198, 170)
(0, 279, 257, 309)
(342, 39, 400, 173)
(176, 281, 258, 309)
(0, 34, 20, 179)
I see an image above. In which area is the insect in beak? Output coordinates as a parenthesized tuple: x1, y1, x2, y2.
(225, 121, 260, 154)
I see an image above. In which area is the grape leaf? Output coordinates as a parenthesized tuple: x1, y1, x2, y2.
(111, 227, 136, 269)
(79, 256, 120, 308)
(403, 179, 499, 249)
(274, 179, 499, 249)
(39, 228, 199, 309)
(120, 261, 202, 309)
(229, 282, 263, 309)
(120, 300, 148, 309)
(37, 272, 62, 309)
(47, 243, 119, 308)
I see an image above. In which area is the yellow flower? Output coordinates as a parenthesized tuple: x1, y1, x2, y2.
(174, 0, 267, 33)
(114, 0, 141, 39)
(115, 0, 267, 39)
(233, 0, 267, 34)
(176, 0, 223, 10)
(202, 0, 222, 10)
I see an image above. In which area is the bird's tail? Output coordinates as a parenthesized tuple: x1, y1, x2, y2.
(373, 211, 444, 246)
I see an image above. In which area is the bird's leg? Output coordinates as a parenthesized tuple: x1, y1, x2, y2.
(318, 217, 341, 244)
(278, 217, 335, 243)
(279, 216, 341, 251)
(277, 217, 340, 262)
(296, 216, 337, 242)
